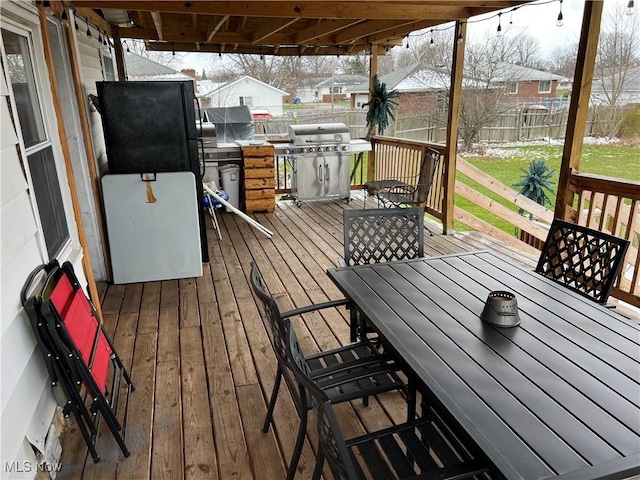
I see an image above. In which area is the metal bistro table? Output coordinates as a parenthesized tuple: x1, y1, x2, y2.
(327, 251, 640, 480)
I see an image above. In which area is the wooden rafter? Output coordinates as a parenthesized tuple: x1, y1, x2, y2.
(206, 15, 230, 43)
(251, 18, 299, 44)
(150, 11, 163, 40)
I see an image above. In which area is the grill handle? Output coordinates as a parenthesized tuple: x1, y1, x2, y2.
(318, 165, 323, 182)
(325, 164, 330, 182)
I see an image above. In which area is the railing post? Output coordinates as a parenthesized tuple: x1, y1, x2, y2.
(368, 137, 377, 183)
(555, 0, 603, 222)
(443, 21, 466, 234)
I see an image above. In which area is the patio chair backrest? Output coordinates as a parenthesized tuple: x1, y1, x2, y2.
(250, 262, 289, 362)
(535, 218, 630, 304)
(343, 207, 424, 266)
(285, 328, 359, 480)
(414, 147, 441, 205)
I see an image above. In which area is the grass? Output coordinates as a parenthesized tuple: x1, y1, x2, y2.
(454, 141, 639, 233)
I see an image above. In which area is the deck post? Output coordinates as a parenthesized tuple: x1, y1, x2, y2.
(555, 0, 603, 222)
(112, 25, 127, 80)
(368, 48, 379, 181)
(443, 21, 466, 234)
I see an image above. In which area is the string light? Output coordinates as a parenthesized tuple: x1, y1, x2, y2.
(429, 29, 435, 48)
(405, 35, 410, 49)
(98, 31, 102, 43)
(457, 29, 464, 44)
(496, 13, 503, 37)
(60, 6, 68, 25)
(86, 18, 92, 38)
(627, 0, 634, 15)
(556, 0, 564, 27)
(122, 40, 130, 53)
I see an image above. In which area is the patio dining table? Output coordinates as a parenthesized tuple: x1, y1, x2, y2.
(327, 251, 640, 480)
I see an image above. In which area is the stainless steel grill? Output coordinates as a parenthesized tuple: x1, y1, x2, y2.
(278, 123, 355, 205)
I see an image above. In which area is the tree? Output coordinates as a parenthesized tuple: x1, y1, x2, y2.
(513, 159, 556, 218)
(591, 1, 640, 136)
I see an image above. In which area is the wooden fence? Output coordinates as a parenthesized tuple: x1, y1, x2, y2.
(571, 171, 640, 307)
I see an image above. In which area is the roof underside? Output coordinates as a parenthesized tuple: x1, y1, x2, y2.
(71, 1, 535, 56)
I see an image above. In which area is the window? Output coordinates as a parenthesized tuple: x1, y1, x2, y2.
(2, 27, 70, 258)
(330, 86, 342, 94)
(538, 80, 551, 93)
(102, 53, 115, 80)
(239, 96, 253, 106)
(507, 82, 518, 94)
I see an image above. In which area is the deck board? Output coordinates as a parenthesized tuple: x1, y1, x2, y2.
(59, 199, 538, 479)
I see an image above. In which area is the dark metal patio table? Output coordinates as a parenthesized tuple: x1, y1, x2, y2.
(327, 251, 640, 480)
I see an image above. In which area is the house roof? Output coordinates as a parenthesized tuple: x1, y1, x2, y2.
(493, 62, 564, 82)
(199, 75, 289, 98)
(592, 65, 640, 93)
(348, 61, 563, 94)
(317, 74, 369, 88)
(124, 52, 193, 81)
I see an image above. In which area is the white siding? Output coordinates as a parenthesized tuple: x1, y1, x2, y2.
(0, 3, 86, 476)
(206, 77, 287, 116)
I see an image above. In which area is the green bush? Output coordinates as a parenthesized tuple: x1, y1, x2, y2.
(619, 107, 640, 138)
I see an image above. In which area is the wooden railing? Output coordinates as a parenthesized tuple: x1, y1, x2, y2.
(369, 136, 446, 224)
(454, 158, 554, 256)
(570, 170, 640, 307)
(272, 136, 639, 307)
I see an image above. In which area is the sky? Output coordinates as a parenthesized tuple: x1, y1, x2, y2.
(176, 0, 626, 72)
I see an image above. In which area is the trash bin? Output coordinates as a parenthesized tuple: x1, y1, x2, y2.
(219, 164, 241, 212)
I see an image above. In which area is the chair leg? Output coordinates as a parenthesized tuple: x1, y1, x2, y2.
(312, 449, 324, 480)
(262, 365, 283, 433)
(407, 377, 417, 422)
(349, 308, 358, 343)
(287, 404, 308, 480)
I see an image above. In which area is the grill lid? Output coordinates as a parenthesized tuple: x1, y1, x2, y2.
(288, 123, 350, 145)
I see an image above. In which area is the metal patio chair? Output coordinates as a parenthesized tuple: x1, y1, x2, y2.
(535, 218, 630, 304)
(249, 262, 409, 480)
(286, 327, 491, 480)
(342, 207, 424, 340)
(364, 147, 440, 212)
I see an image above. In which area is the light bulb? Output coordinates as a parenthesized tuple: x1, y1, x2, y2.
(457, 32, 464, 44)
(557, 0, 564, 27)
(496, 14, 503, 37)
(429, 37, 435, 48)
(627, 0, 635, 15)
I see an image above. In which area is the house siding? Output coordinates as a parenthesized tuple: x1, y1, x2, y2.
(203, 76, 286, 116)
(1, 3, 86, 476)
(509, 80, 558, 104)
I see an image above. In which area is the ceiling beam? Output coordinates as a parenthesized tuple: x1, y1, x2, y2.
(294, 19, 363, 43)
(150, 11, 163, 40)
(147, 41, 386, 56)
(73, 2, 477, 20)
(206, 15, 229, 43)
(251, 18, 299, 43)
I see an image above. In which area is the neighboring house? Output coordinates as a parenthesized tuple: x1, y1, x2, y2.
(350, 62, 564, 115)
(124, 51, 194, 83)
(294, 77, 324, 103)
(198, 75, 288, 116)
(349, 64, 452, 115)
(1, 2, 107, 474)
(316, 74, 368, 103)
(591, 65, 640, 106)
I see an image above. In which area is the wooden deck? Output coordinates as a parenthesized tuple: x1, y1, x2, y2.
(57, 197, 537, 480)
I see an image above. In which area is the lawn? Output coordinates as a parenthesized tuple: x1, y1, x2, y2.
(454, 140, 639, 233)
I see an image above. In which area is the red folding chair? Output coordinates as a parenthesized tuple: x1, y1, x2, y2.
(22, 261, 134, 462)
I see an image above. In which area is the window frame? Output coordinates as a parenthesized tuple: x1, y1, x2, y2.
(1, 18, 75, 261)
(538, 80, 551, 94)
